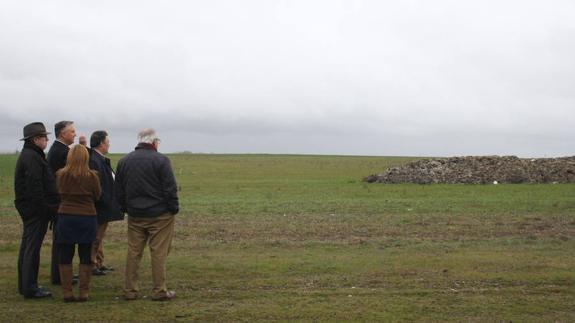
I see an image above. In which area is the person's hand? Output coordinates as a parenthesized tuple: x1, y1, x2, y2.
(79, 134, 87, 146)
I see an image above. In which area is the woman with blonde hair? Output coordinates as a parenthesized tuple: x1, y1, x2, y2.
(55, 144, 101, 302)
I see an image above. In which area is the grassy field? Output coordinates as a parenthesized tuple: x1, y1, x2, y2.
(0, 153, 574, 322)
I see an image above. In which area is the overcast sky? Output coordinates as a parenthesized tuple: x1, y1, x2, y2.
(1, 0, 574, 156)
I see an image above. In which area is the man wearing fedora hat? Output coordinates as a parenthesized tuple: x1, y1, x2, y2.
(14, 122, 60, 298)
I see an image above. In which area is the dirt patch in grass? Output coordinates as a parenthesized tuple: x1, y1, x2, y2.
(3, 212, 572, 248)
(168, 213, 575, 244)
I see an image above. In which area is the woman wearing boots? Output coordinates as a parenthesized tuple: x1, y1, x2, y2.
(55, 145, 101, 302)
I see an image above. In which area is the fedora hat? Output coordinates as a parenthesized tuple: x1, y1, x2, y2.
(20, 122, 51, 141)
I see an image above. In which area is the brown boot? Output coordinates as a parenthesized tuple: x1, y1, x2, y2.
(59, 264, 76, 302)
(78, 264, 92, 302)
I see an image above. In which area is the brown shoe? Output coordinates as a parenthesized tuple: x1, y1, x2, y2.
(124, 292, 138, 301)
(151, 290, 176, 301)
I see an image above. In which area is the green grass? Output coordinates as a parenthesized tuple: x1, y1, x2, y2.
(0, 153, 574, 322)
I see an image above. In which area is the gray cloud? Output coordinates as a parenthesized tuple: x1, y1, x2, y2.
(1, 0, 574, 156)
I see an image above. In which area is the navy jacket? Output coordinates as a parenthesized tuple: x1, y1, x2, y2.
(47, 140, 69, 174)
(14, 142, 60, 221)
(89, 149, 124, 224)
(115, 144, 179, 218)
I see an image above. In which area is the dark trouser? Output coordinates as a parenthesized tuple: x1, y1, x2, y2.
(18, 215, 50, 296)
(50, 225, 61, 284)
(58, 243, 92, 265)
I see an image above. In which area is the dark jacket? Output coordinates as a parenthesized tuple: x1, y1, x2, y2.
(116, 143, 179, 218)
(14, 141, 60, 221)
(89, 149, 124, 223)
(47, 140, 69, 174)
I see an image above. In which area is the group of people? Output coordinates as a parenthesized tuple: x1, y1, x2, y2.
(14, 121, 179, 302)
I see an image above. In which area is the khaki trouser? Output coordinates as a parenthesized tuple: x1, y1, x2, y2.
(91, 222, 108, 268)
(124, 213, 175, 298)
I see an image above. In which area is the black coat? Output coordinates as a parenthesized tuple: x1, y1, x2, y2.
(47, 140, 69, 174)
(116, 143, 179, 218)
(89, 149, 124, 223)
(14, 142, 60, 221)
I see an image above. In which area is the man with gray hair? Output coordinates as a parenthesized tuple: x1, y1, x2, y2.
(115, 128, 179, 301)
(47, 120, 85, 285)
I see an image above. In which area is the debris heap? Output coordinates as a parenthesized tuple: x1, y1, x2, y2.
(364, 156, 575, 184)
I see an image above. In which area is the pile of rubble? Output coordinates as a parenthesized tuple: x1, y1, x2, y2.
(364, 156, 575, 184)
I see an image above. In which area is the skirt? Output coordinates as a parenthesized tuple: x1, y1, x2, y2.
(54, 214, 97, 244)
